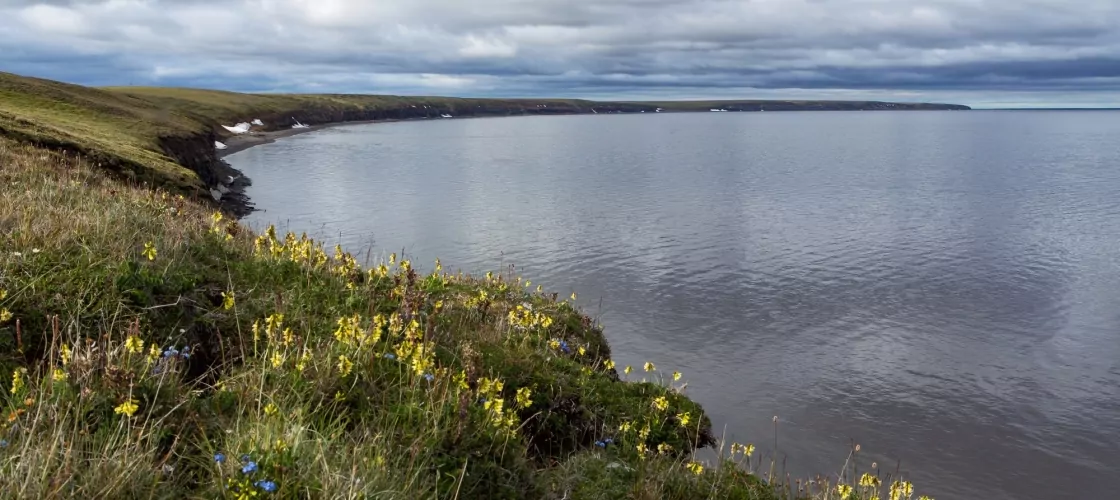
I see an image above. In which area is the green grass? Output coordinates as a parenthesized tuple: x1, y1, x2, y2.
(0, 71, 944, 499)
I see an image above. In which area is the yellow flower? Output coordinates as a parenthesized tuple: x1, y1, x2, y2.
(389, 253, 396, 265)
(1, 309, 12, 323)
(516, 387, 532, 409)
(10, 368, 26, 395)
(282, 328, 294, 346)
(860, 473, 881, 488)
(114, 399, 139, 417)
(917, 497, 934, 500)
(264, 403, 279, 416)
(147, 344, 160, 363)
(125, 335, 144, 354)
(548, 339, 560, 350)
(677, 412, 691, 427)
(657, 443, 672, 454)
(672, 371, 682, 381)
(890, 480, 914, 500)
(837, 484, 853, 500)
(60, 344, 72, 365)
(142, 241, 157, 261)
(296, 350, 311, 373)
(570, 292, 577, 301)
(643, 362, 655, 372)
(686, 461, 704, 475)
(0, 289, 7, 301)
(624, 365, 632, 374)
(604, 359, 615, 370)
(652, 396, 669, 411)
(743, 443, 755, 457)
(270, 351, 284, 369)
(52, 368, 67, 382)
(578, 346, 587, 356)
(536, 285, 543, 292)
(435, 258, 442, 272)
(619, 421, 632, 433)
(337, 354, 353, 377)
(636, 442, 648, 455)
(221, 291, 235, 310)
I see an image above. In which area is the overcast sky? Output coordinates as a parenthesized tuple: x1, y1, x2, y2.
(2, 0, 1119, 107)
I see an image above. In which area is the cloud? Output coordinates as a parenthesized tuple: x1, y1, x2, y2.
(1, 0, 1119, 106)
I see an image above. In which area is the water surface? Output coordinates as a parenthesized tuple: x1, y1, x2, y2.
(228, 111, 1120, 500)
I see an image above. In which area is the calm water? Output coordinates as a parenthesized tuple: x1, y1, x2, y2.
(229, 111, 1120, 500)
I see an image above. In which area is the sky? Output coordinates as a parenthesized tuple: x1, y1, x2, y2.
(2, 0, 1119, 108)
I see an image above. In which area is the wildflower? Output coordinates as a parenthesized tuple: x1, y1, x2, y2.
(743, 443, 755, 457)
(516, 387, 532, 409)
(636, 442, 648, 455)
(0, 439, 7, 448)
(917, 497, 934, 500)
(624, 365, 632, 375)
(435, 258, 442, 272)
(686, 461, 704, 475)
(241, 461, 258, 474)
(537, 285, 543, 292)
(643, 362, 655, 372)
(860, 473, 881, 488)
(214, 453, 226, 464)
(147, 345, 160, 363)
(10, 369, 26, 395)
(672, 371, 682, 381)
(270, 352, 284, 369)
(125, 335, 144, 354)
(142, 242, 157, 261)
(0, 289, 6, 301)
(384, 353, 396, 360)
(548, 339, 560, 350)
(559, 340, 571, 353)
(0, 309, 10, 323)
(60, 344, 72, 365)
(677, 412, 691, 427)
(282, 328, 294, 345)
(337, 355, 353, 377)
(240, 454, 251, 463)
(651, 396, 669, 411)
(890, 480, 914, 500)
(389, 253, 396, 265)
(114, 399, 139, 417)
(570, 292, 577, 301)
(604, 359, 615, 370)
(604, 438, 613, 445)
(181, 346, 191, 359)
(595, 440, 605, 448)
(578, 345, 587, 356)
(256, 480, 278, 493)
(657, 443, 672, 454)
(837, 484, 853, 500)
(264, 403, 279, 416)
(163, 347, 179, 358)
(423, 373, 435, 382)
(52, 369, 66, 382)
(221, 291, 235, 310)
(619, 422, 632, 433)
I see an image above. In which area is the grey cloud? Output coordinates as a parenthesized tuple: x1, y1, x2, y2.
(1, 0, 1119, 107)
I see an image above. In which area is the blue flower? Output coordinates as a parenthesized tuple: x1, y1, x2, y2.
(255, 480, 278, 492)
(181, 346, 191, 359)
(240, 454, 251, 463)
(560, 341, 571, 353)
(384, 353, 396, 360)
(214, 453, 226, 463)
(163, 347, 178, 358)
(595, 440, 605, 448)
(241, 461, 258, 474)
(0, 439, 8, 448)
(604, 438, 614, 444)
(423, 373, 434, 382)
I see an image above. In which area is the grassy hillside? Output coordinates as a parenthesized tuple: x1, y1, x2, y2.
(0, 71, 940, 499)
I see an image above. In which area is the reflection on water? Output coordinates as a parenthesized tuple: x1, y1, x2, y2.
(229, 111, 1120, 500)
